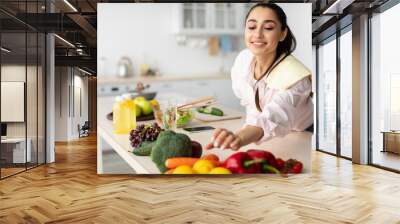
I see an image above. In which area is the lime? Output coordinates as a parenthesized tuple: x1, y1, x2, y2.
(135, 104, 142, 117)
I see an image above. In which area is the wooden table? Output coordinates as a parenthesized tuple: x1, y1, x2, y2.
(1, 138, 32, 164)
(97, 93, 312, 174)
(381, 131, 400, 154)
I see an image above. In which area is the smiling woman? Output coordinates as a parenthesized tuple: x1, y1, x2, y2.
(205, 3, 313, 151)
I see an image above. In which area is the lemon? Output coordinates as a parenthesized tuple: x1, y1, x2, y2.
(150, 99, 160, 110)
(192, 159, 215, 174)
(172, 165, 194, 174)
(209, 167, 232, 174)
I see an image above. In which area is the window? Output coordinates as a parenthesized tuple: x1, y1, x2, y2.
(339, 28, 352, 158)
(370, 2, 400, 171)
(0, 1, 47, 179)
(317, 36, 337, 154)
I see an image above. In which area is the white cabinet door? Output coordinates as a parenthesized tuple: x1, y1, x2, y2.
(211, 3, 242, 35)
(173, 3, 210, 35)
(173, 3, 247, 35)
(182, 3, 207, 30)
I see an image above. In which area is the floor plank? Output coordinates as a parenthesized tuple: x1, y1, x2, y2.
(0, 134, 400, 223)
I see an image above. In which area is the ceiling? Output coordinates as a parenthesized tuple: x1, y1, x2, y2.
(0, 0, 392, 75)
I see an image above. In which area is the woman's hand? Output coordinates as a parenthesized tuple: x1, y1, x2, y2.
(204, 128, 242, 151)
(204, 125, 264, 151)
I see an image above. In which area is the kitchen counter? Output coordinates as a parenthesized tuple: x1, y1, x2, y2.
(97, 93, 311, 174)
(97, 74, 230, 85)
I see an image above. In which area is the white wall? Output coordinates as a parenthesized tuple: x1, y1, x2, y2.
(312, 45, 317, 150)
(72, 74, 89, 138)
(55, 67, 89, 141)
(279, 3, 312, 70)
(77, 75, 89, 123)
(55, 67, 70, 141)
(1, 65, 38, 138)
(97, 3, 312, 78)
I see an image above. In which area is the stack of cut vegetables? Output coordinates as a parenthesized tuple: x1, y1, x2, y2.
(130, 129, 303, 175)
(164, 150, 303, 175)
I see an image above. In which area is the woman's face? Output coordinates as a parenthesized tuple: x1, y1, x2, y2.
(245, 7, 287, 57)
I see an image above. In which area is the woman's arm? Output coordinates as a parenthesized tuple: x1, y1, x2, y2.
(253, 77, 312, 143)
(205, 78, 312, 151)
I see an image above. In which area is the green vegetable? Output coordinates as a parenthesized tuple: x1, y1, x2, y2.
(210, 107, 224, 116)
(176, 109, 193, 127)
(197, 107, 224, 116)
(151, 130, 192, 172)
(133, 141, 155, 156)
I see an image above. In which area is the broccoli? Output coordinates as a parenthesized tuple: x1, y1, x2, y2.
(150, 130, 192, 172)
(132, 141, 156, 156)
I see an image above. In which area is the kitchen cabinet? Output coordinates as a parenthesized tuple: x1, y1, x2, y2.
(172, 3, 250, 35)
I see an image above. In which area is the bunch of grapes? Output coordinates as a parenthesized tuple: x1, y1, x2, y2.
(129, 123, 162, 148)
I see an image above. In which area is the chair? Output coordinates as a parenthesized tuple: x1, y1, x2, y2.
(79, 121, 90, 138)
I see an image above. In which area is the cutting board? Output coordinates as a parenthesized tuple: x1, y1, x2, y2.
(194, 107, 243, 122)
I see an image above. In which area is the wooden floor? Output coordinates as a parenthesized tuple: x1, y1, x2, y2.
(373, 151, 400, 171)
(1, 167, 26, 177)
(1, 135, 400, 224)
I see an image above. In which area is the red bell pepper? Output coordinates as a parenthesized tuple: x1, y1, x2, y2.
(246, 150, 281, 174)
(284, 159, 303, 174)
(223, 152, 261, 174)
(247, 150, 277, 167)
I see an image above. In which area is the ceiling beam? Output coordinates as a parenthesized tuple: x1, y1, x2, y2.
(67, 13, 97, 41)
(322, 0, 356, 14)
(55, 55, 96, 68)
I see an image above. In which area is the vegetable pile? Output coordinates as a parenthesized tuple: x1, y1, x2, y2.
(163, 150, 303, 175)
(131, 128, 203, 172)
(129, 126, 303, 175)
(221, 150, 303, 174)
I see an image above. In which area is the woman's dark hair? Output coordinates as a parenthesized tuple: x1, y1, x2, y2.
(245, 3, 297, 58)
(245, 3, 298, 112)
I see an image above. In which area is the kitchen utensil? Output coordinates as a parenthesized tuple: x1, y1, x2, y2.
(117, 56, 134, 78)
(126, 91, 157, 101)
(177, 96, 216, 110)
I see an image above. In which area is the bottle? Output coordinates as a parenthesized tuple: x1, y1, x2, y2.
(121, 94, 137, 130)
(113, 96, 131, 134)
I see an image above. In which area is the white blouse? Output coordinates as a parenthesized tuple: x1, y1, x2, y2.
(231, 49, 313, 144)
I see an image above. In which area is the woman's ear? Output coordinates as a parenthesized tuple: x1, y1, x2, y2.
(280, 28, 288, 42)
